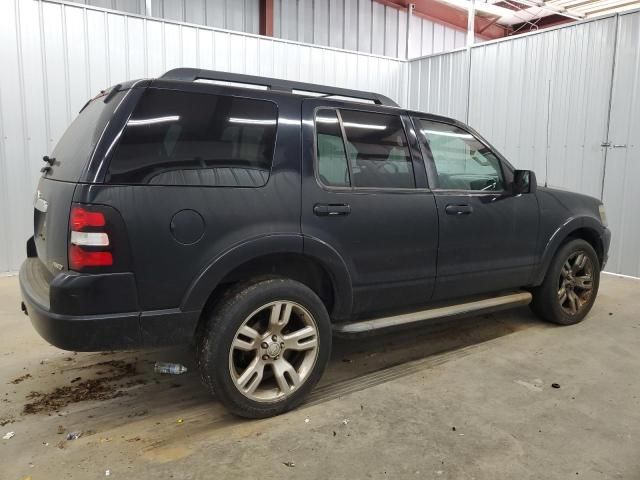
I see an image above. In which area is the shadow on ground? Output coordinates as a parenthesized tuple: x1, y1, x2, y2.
(6, 306, 546, 446)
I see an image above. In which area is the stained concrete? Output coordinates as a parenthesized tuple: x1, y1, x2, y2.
(0, 273, 639, 479)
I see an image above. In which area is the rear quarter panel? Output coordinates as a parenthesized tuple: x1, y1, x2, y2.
(73, 94, 303, 311)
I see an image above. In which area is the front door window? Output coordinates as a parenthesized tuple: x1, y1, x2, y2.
(417, 120, 504, 192)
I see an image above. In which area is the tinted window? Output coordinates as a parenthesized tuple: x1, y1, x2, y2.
(48, 91, 127, 181)
(340, 110, 414, 189)
(107, 89, 277, 186)
(418, 120, 504, 191)
(316, 110, 350, 187)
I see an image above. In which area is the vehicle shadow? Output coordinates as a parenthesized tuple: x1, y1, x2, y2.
(16, 307, 546, 444)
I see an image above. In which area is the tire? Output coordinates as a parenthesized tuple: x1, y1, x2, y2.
(530, 239, 600, 325)
(197, 278, 332, 418)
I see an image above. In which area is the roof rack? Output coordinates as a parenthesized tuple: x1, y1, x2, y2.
(160, 68, 399, 107)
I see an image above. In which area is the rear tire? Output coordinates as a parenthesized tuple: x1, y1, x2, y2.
(197, 278, 332, 418)
(531, 239, 600, 325)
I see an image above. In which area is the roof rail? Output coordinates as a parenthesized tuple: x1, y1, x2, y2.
(160, 68, 399, 107)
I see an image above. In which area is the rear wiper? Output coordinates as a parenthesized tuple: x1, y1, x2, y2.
(79, 99, 92, 114)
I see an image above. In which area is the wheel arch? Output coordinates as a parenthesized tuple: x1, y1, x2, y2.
(181, 234, 353, 321)
(533, 216, 605, 285)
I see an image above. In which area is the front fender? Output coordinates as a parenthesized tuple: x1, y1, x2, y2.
(532, 215, 605, 285)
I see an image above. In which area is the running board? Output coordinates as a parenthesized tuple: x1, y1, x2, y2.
(333, 291, 532, 335)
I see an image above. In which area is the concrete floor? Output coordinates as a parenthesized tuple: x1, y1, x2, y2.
(0, 274, 639, 480)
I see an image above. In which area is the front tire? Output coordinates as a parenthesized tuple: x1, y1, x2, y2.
(531, 239, 600, 325)
(197, 278, 332, 418)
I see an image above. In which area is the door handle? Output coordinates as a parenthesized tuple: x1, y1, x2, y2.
(445, 204, 473, 215)
(601, 142, 628, 148)
(314, 203, 351, 216)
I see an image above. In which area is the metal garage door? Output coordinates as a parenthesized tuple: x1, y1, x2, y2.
(601, 11, 640, 277)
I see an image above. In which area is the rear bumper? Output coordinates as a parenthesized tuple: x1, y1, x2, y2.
(19, 258, 198, 351)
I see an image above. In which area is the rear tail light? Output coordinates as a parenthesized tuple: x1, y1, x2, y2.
(70, 207, 106, 230)
(70, 231, 110, 247)
(69, 245, 113, 268)
(69, 205, 114, 271)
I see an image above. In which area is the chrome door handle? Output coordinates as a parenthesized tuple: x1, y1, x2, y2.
(445, 204, 473, 215)
(313, 203, 351, 216)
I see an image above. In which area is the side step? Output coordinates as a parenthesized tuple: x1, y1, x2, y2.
(333, 291, 532, 335)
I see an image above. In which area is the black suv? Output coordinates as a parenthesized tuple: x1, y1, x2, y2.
(20, 69, 610, 418)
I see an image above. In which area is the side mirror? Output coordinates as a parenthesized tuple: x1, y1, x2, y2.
(513, 170, 537, 194)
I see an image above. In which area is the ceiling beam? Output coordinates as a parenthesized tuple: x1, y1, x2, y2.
(377, 0, 511, 39)
(510, 13, 573, 29)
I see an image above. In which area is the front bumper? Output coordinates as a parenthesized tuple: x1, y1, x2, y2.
(601, 227, 611, 269)
(19, 258, 198, 351)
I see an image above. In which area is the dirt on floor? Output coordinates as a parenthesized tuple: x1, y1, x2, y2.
(22, 360, 144, 415)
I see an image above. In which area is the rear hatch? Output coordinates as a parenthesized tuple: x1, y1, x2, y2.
(34, 89, 129, 275)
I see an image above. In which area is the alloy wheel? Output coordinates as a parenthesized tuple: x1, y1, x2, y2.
(558, 251, 594, 316)
(228, 301, 319, 402)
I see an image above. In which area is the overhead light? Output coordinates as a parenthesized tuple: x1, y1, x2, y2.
(292, 89, 326, 97)
(196, 79, 268, 90)
(228, 117, 277, 125)
(421, 129, 473, 139)
(578, 0, 640, 16)
(128, 115, 180, 126)
(326, 95, 375, 104)
(438, 0, 514, 18)
(316, 116, 339, 123)
(343, 122, 386, 130)
(514, 0, 584, 19)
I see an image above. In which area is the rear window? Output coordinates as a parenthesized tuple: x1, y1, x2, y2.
(340, 110, 414, 189)
(48, 91, 127, 181)
(314, 108, 415, 190)
(106, 89, 278, 187)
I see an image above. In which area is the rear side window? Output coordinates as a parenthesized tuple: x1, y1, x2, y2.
(107, 89, 277, 186)
(314, 108, 415, 189)
(48, 91, 127, 181)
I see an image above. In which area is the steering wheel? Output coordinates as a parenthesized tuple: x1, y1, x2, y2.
(480, 179, 498, 191)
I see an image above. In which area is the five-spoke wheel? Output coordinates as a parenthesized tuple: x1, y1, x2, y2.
(531, 238, 600, 325)
(557, 251, 594, 316)
(229, 301, 319, 402)
(198, 278, 331, 418)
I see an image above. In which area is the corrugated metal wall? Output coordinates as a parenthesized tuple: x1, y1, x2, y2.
(409, 18, 617, 199)
(74, 0, 468, 58)
(469, 17, 617, 199)
(407, 48, 468, 120)
(601, 11, 640, 276)
(407, 12, 468, 58)
(0, 0, 407, 273)
(74, 0, 261, 33)
(274, 0, 467, 58)
(409, 19, 618, 195)
(407, 14, 640, 277)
